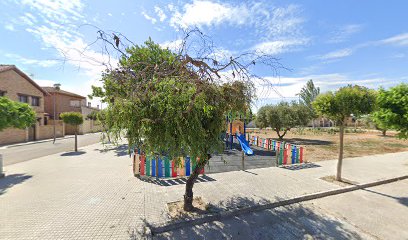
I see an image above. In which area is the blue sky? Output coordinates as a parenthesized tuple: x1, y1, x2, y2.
(1, 0, 407, 110)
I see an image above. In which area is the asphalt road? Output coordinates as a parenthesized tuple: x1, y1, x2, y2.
(0, 133, 102, 166)
(155, 179, 408, 240)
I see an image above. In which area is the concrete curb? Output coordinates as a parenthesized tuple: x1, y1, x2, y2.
(150, 175, 408, 235)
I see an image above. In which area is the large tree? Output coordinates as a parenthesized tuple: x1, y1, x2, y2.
(372, 84, 408, 139)
(60, 112, 84, 152)
(255, 101, 312, 140)
(0, 97, 36, 131)
(90, 30, 281, 211)
(298, 79, 320, 127)
(313, 85, 376, 181)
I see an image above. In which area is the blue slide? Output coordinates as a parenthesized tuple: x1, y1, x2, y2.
(236, 133, 254, 155)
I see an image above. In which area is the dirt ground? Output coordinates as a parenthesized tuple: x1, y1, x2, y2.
(247, 129, 408, 162)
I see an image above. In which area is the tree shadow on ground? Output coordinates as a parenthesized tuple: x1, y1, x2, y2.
(138, 175, 216, 187)
(287, 138, 333, 146)
(95, 144, 129, 157)
(279, 163, 321, 171)
(0, 173, 32, 195)
(148, 196, 370, 240)
(362, 188, 408, 208)
(60, 151, 86, 156)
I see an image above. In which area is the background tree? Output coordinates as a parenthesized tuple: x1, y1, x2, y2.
(90, 30, 282, 211)
(298, 79, 320, 127)
(255, 101, 312, 139)
(60, 112, 84, 152)
(312, 85, 376, 181)
(86, 111, 99, 121)
(372, 84, 408, 139)
(369, 114, 390, 136)
(0, 97, 36, 131)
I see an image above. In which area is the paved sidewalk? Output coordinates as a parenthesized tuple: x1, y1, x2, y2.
(0, 142, 407, 239)
(0, 133, 102, 166)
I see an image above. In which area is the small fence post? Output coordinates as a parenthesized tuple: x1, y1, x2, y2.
(0, 154, 4, 178)
(241, 150, 245, 170)
(171, 159, 177, 177)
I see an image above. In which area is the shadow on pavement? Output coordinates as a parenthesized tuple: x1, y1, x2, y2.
(95, 144, 129, 157)
(280, 163, 321, 171)
(0, 173, 32, 195)
(362, 188, 408, 208)
(149, 196, 369, 240)
(60, 151, 86, 156)
(138, 175, 216, 187)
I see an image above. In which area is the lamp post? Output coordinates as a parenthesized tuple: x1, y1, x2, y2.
(53, 83, 61, 144)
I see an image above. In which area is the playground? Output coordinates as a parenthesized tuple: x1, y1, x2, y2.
(132, 116, 308, 180)
(248, 128, 408, 162)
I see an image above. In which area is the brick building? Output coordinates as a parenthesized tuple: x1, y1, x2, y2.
(0, 65, 64, 145)
(42, 87, 101, 134)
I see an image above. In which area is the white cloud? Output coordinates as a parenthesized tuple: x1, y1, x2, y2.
(167, 1, 304, 39)
(4, 23, 15, 31)
(328, 24, 363, 43)
(33, 79, 56, 87)
(164, 1, 306, 54)
(20, 0, 84, 20)
(11, 0, 117, 106)
(142, 11, 157, 24)
(318, 48, 353, 60)
(381, 33, 408, 46)
(160, 39, 183, 52)
(19, 13, 37, 26)
(253, 73, 399, 111)
(4, 53, 59, 67)
(253, 39, 309, 55)
(154, 6, 167, 22)
(169, 0, 250, 28)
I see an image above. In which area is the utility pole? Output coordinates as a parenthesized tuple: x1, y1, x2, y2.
(53, 83, 61, 144)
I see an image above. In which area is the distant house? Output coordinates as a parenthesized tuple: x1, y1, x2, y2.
(42, 87, 101, 134)
(0, 65, 64, 144)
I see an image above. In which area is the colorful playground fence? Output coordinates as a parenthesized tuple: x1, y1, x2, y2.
(250, 136, 305, 166)
(131, 149, 205, 178)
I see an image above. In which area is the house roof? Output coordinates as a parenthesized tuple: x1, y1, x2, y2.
(42, 87, 86, 99)
(0, 64, 50, 96)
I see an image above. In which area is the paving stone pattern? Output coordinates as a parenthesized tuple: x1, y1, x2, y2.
(0, 142, 407, 239)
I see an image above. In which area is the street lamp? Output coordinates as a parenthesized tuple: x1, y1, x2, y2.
(53, 83, 61, 144)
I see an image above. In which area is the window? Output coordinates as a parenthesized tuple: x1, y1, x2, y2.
(70, 100, 80, 107)
(19, 95, 28, 103)
(0, 90, 5, 97)
(31, 96, 40, 106)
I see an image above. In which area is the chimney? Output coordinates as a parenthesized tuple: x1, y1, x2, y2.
(88, 102, 91, 107)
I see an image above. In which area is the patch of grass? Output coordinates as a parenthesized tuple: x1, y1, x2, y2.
(248, 129, 408, 162)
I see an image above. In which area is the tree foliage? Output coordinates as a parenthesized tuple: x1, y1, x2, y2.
(60, 112, 84, 152)
(312, 85, 376, 181)
(255, 101, 312, 139)
(298, 79, 320, 112)
(89, 33, 283, 210)
(86, 111, 99, 120)
(0, 97, 36, 131)
(60, 112, 84, 126)
(92, 39, 252, 159)
(372, 84, 408, 138)
(312, 85, 376, 124)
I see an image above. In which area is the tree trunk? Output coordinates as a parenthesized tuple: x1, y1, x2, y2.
(75, 128, 78, 152)
(184, 157, 207, 211)
(276, 128, 288, 140)
(336, 124, 344, 181)
(382, 129, 386, 136)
